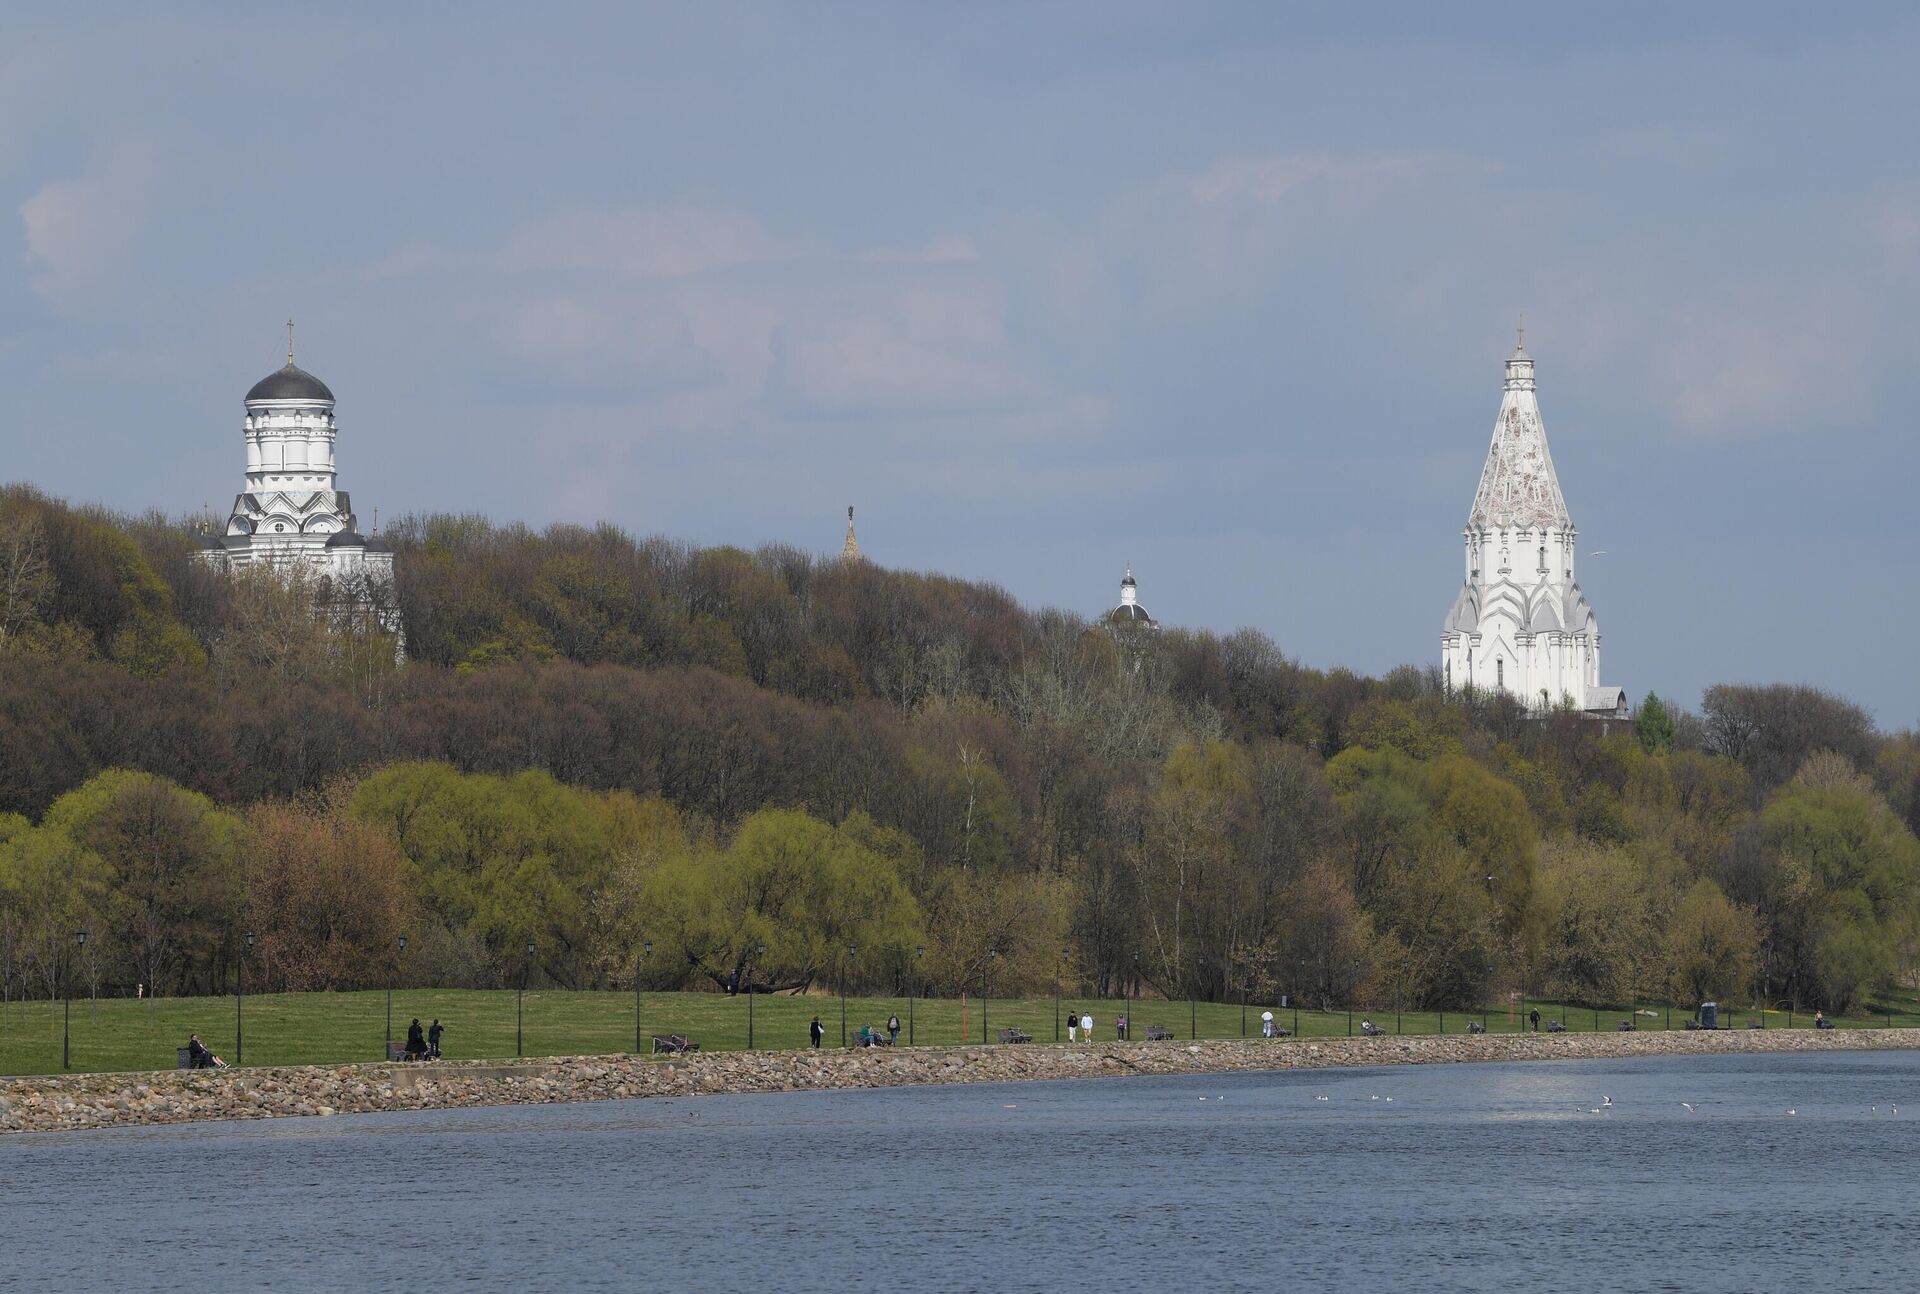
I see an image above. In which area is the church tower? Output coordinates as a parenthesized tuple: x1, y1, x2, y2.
(1105, 564, 1156, 630)
(196, 326, 400, 638)
(1441, 336, 1623, 715)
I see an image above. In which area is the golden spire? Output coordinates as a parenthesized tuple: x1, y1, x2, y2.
(287, 318, 296, 366)
(1516, 314, 1524, 352)
(841, 505, 861, 561)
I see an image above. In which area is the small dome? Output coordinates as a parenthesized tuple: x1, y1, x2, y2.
(1107, 603, 1154, 625)
(325, 530, 365, 548)
(246, 363, 334, 403)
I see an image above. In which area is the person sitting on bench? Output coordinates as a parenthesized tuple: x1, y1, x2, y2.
(186, 1033, 226, 1069)
(1815, 1011, 1835, 1030)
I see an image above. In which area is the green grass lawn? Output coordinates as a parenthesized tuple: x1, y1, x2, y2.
(4, 988, 1916, 1076)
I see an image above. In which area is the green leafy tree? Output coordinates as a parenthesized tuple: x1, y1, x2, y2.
(1634, 692, 1676, 753)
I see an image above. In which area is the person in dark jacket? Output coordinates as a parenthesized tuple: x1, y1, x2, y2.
(427, 1019, 444, 1060)
(887, 1013, 901, 1046)
(1529, 1008, 1540, 1032)
(405, 1018, 428, 1060)
(810, 1016, 825, 1048)
(186, 1033, 218, 1069)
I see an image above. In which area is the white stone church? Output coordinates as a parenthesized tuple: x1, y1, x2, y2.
(1441, 338, 1625, 717)
(194, 335, 401, 638)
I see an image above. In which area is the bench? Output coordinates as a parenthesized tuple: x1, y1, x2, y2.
(1467, 1021, 1486, 1034)
(652, 1033, 700, 1054)
(1815, 1018, 1836, 1030)
(1616, 1020, 1637, 1032)
(1359, 1021, 1386, 1037)
(997, 1027, 1032, 1044)
(1144, 1024, 1173, 1041)
(1260, 1023, 1291, 1039)
(177, 1047, 192, 1070)
(1544, 1020, 1567, 1034)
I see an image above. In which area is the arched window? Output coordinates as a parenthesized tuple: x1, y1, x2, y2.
(1496, 659, 1504, 688)
(1538, 546, 1547, 570)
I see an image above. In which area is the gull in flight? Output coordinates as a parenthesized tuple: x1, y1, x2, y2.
(1602, 1096, 1613, 1108)
(1681, 1103, 1693, 1112)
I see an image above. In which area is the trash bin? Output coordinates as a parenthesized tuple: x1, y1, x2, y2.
(1701, 1001, 1718, 1030)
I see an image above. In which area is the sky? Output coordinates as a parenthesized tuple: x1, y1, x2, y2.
(4, 3, 1919, 724)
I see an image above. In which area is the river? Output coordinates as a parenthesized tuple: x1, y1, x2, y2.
(4, 1050, 1915, 1291)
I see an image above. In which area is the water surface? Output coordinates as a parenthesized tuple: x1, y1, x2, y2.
(5, 1050, 1915, 1291)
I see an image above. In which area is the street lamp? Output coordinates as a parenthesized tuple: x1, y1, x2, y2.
(386, 934, 406, 1061)
(1056, 947, 1068, 1042)
(1127, 951, 1138, 1042)
(633, 939, 652, 1054)
(64, 930, 86, 1070)
(910, 945, 923, 1046)
(841, 944, 857, 1047)
(237, 930, 255, 1066)
(747, 943, 765, 1049)
(984, 948, 997, 1043)
(1192, 956, 1205, 1041)
(518, 938, 534, 1057)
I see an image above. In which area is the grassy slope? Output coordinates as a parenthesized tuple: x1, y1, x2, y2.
(5, 989, 1917, 1077)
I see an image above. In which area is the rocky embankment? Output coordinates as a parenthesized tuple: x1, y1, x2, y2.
(6, 1026, 1917, 1136)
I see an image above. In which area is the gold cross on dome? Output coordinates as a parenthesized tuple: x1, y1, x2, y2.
(287, 318, 295, 365)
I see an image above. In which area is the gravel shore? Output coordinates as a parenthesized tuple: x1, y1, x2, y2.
(6, 1026, 1915, 1135)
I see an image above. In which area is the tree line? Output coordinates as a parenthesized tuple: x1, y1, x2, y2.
(3, 483, 1919, 1014)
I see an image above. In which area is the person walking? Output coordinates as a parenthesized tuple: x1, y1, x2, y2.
(1528, 1007, 1540, 1033)
(405, 1018, 428, 1061)
(427, 1019, 444, 1059)
(886, 1013, 901, 1046)
(1261, 1010, 1275, 1038)
(1068, 1011, 1079, 1043)
(1081, 1012, 1094, 1043)
(810, 1016, 825, 1049)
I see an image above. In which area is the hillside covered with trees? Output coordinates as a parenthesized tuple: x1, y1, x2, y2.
(4, 483, 1919, 1017)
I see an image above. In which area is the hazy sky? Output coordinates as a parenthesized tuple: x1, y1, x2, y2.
(5, 3, 1919, 723)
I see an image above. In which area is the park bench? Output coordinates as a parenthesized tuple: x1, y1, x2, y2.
(1144, 1024, 1173, 1041)
(1359, 1021, 1387, 1037)
(177, 1047, 192, 1069)
(652, 1034, 700, 1054)
(997, 1027, 1032, 1044)
(1467, 1022, 1486, 1034)
(1616, 1020, 1636, 1032)
(1260, 1023, 1291, 1039)
(1816, 1017, 1836, 1030)
(387, 1041, 408, 1061)
(856, 1026, 894, 1048)
(1544, 1020, 1567, 1034)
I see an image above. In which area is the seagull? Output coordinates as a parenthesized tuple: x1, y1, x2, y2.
(1602, 1096, 1613, 1108)
(1315, 1095, 1330, 1101)
(1589, 550, 1609, 557)
(1370, 1094, 1380, 1101)
(1385, 1097, 1395, 1103)
(1681, 1103, 1694, 1112)
(1787, 1109, 1797, 1116)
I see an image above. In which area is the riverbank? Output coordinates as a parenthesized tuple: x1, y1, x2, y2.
(6, 1026, 1917, 1135)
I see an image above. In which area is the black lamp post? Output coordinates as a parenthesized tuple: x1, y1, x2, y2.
(518, 939, 534, 1057)
(1056, 947, 1068, 1042)
(237, 929, 254, 1066)
(385, 934, 406, 1060)
(840, 944, 856, 1047)
(909, 945, 923, 1046)
(1127, 951, 1138, 1042)
(983, 948, 997, 1043)
(633, 939, 651, 1054)
(747, 942, 765, 1049)
(64, 930, 86, 1070)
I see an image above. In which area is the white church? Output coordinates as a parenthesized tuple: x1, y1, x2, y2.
(195, 331, 401, 638)
(1441, 337, 1626, 717)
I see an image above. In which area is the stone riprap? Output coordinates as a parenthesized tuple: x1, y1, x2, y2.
(6, 1027, 1917, 1136)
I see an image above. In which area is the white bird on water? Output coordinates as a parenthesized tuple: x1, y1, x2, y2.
(1602, 1096, 1613, 1109)
(1787, 1109, 1797, 1116)
(1681, 1103, 1694, 1112)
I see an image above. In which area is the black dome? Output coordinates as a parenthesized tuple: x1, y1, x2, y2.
(246, 363, 334, 403)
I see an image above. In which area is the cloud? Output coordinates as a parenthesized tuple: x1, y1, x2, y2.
(18, 139, 162, 311)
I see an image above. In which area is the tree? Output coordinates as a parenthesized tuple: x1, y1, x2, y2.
(244, 791, 415, 990)
(1661, 878, 1759, 1003)
(1634, 692, 1676, 753)
(43, 770, 242, 996)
